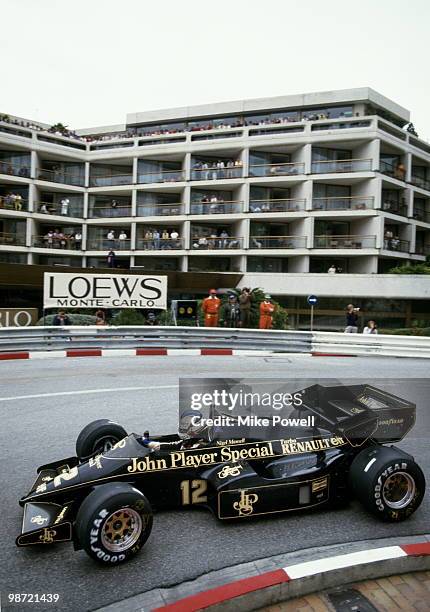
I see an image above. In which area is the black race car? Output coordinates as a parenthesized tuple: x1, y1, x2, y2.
(16, 384, 426, 565)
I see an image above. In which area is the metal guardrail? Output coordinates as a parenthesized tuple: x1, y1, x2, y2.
(0, 326, 313, 353)
(0, 327, 429, 358)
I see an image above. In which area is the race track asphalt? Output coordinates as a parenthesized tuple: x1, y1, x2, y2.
(0, 354, 429, 611)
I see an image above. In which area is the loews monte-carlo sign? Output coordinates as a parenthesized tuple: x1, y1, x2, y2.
(44, 273, 167, 309)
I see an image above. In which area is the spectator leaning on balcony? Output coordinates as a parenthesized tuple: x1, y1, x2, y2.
(363, 320, 378, 334)
(14, 193, 23, 211)
(119, 230, 128, 248)
(328, 264, 337, 274)
(152, 229, 160, 250)
(60, 198, 70, 215)
(74, 231, 82, 249)
(394, 162, 406, 181)
(345, 304, 359, 333)
(170, 229, 179, 247)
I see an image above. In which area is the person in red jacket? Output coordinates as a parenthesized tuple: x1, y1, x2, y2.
(202, 289, 221, 327)
(259, 294, 275, 329)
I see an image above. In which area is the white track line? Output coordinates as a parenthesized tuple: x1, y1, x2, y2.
(0, 384, 178, 403)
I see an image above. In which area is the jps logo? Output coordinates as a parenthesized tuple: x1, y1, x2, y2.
(39, 528, 57, 543)
(218, 464, 243, 479)
(233, 490, 259, 516)
(31, 515, 48, 525)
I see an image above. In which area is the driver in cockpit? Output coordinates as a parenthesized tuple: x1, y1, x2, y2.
(140, 410, 209, 452)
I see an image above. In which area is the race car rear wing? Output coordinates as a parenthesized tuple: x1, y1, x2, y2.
(299, 384, 416, 445)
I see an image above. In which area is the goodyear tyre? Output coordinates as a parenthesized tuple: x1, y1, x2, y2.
(349, 445, 425, 521)
(76, 419, 127, 460)
(76, 483, 153, 564)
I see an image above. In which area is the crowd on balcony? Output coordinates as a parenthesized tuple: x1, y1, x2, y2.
(192, 159, 242, 180)
(141, 228, 181, 250)
(42, 229, 82, 249)
(0, 192, 23, 210)
(191, 229, 239, 249)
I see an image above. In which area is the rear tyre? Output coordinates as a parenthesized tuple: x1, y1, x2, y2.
(76, 419, 127, 460)
(75, 483, 153, 564)
(349, 445, 425, 521)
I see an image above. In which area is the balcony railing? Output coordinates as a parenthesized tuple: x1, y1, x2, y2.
(412, 209, 430, 223)
(191, 236, 243, 249)
(89, 173, 133, 187)
(138, 169, 185, 184)
(35, 200, 84, 217)
(415, 244, 430, 256)
(89, 205, 132, 218)
(191, 166, 243, 181)
(0, 195, 28, 211)
(249, 198, 305, 213)
(249, 235, 306, 249)
(312, 196, 374, 211)
(0, 232, 26, 246)
(37, 168, 85, 186)
(379, 159, 406, 181)
(137, 203, 184, 217)
(0, 159, 31, 178)
(33, 234, 81, 249)
(190, 200, 243, 214)
(381, 200, 408, 217)
(136, 237, 184, 250)
(410, 175, 430, 192)
(383, 237, 410, 253)
(249, 162, 304, 177)
(87, 238, 131, 251)
(314, 235, 377, 249)
(311, 158, 372, 174)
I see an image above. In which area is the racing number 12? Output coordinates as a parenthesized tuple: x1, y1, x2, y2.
(180, 479, 207, 505)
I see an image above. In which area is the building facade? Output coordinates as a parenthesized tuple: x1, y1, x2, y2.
(1, 88, 430, 327)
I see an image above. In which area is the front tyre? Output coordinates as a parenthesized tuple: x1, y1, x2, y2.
(349, 445, 425, 522)
(75, 483, 153, 564)
(76, 419, 128, 460)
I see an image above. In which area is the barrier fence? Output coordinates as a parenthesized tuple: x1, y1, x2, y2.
(0, 326, 429, 358)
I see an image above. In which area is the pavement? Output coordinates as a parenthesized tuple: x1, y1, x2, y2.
(0, 354, 429, 611)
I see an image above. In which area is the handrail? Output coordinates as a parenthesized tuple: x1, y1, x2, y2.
(314, 235, 377, 248)
(190, 200, 243, 214)
(0, 159, 31, 177)
(89, 205, 132, 218)
(248, 161, 305, 176)
(37, 167, 85, 186)
(35, 200, 84, 216)
(191, 236, 243, 249)
(0, 232, 26, 245)
(0, 195, 28, 211)
(249, 198, 305, 212)
(138, 169, 185, 184)
(87, 238, 131, 250)
(89, 173, 133, 187)
(312, 196, 374, 211)
(249, 235, 306, 248)
(136, 237, 184, 250)
(32, 234, 81, 250)
(311, 158, 372, 173)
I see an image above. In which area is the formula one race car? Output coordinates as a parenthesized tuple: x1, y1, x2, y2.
(16, 384, 425, 565)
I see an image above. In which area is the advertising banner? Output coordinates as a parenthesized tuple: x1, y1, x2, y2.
(43, 273, 167, 309)
(0, 308, 38, 327)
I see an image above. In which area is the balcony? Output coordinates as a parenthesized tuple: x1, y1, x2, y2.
(33, 234, 81, 250)
(137, 203, 184, 217)
(87, 237, 131, 251)
(191, 236, 243, 249)
(0, 195, 28, 211)
(138, 169, 185, 184)
(379, 159, 406, 181)
(191, 165, 243, 181)
(311, 158, 372, 174)
(0, 159, 30, 178)
(0, 232, 26, 246)
(415, 243, 430, 256)
(412, 209, 430, 223)
(312, 196, 373, 211)
(37, 168, 85, 186)
(249, 235, 306, 249)
(314, 235, 376, 249)
(381, 200, 408, 217)
(89, 205, 132, 218)
(136, 237, 184, 250)
(89, 173, 133, 187)
(190, 200, 243, 215)
(249, 198, 305, 213)
(35, 200, 83, 217)
(383, 237, 410, 253)
(410, 175, 430, 192)
(249, 162, 304, 178)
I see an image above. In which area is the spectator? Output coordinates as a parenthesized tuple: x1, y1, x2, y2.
(95, 309, 106, 326)
(53, 310, 71, 325)
(219, 229, 229, 249)
(153, 229, 160, 250)
(144, 229, 153, 249)
(239, 287, 253, 327)
(363, 320, 378, 334)
(328, 264, 337, 274)
(394, 163, 406, 181)
(14, 193, 23, 211)
(74, 231, 82, 249)
(45, 230, 54, 248)
(60, 197, 70, 215)
(107, 230, 115, 248)
(39, 202, 49, 214)
(170, 229, 179, 247)
(161, 229, 169, 249)
(345, 304, 359, 333)
(107, 250, 116, 268)
(119, 230, 128, 249)
(223, 294, 240, 327)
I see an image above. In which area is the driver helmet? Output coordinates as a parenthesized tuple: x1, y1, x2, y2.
(179, 410, 207, 440)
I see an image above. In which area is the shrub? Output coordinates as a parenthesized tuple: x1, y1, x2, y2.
(111, 309, 147, 326)
(389, 263, 430, 274)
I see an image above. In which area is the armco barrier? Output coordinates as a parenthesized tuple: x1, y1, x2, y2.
(0, 326, 429, 358)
